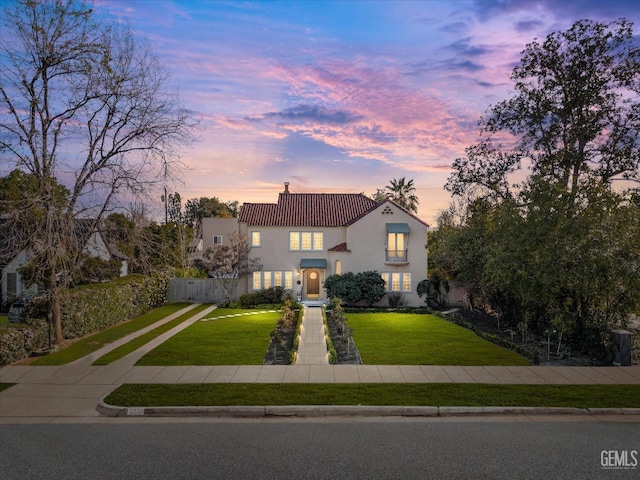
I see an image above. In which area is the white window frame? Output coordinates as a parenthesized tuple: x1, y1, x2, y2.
(253, 271, 261, 290)
(213, 235, 223, 245)
(402, 272, 411, 292)
(285, 271, 293, 289)
(290, 232, 323, 251)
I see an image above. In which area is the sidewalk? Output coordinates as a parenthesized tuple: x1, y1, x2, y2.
(1, 304, 640, 422)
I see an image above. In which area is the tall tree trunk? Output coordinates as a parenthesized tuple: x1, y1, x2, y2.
(47, 268, 64, 346)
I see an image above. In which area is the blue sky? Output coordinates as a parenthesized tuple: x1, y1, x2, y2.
(94, 0, 640, 224)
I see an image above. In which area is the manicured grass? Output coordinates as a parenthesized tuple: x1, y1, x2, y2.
(92, 303, 212, 365)
(104, 383, 640, 409)
(346, 312, 529, 366)
(31, 303, 194, 366)
(0, 383, 15, 393)
(135, 309, 281, 366)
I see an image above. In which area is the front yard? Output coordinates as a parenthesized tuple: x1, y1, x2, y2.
(346, 312, 529, 366)
(135, 309, 281, 365)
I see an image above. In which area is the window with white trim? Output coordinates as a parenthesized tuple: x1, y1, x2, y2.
(381, 272, 412, 292)
(403, 272, 411, 292)
(252, 271, 295, 290)
(213, 235, 223, 245)
(391, 273, 401, 291)
(289, 232, 323, 251)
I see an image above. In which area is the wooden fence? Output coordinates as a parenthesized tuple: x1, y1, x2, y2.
(167, 278, 247, 304)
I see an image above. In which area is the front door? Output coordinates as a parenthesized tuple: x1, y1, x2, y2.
(306, 270, 320, 299)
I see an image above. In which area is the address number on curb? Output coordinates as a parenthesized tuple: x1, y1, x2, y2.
(127, 407, 145, 416)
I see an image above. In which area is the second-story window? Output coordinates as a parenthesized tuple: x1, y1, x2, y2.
(387, 232, 407, 262)
(290, 232, 323, 251)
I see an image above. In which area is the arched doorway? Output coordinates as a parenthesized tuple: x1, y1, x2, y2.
(305, 269, 320, 299)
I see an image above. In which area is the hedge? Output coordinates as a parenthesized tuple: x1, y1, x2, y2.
(0, 273, 169, 365)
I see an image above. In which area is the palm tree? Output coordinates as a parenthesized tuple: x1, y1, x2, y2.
(385, 177, 419, 213)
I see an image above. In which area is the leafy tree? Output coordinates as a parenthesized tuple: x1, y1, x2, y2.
(184, 196, 237, 225)
(385, 177, 419, 213)
(370, 188, 388, 203)
(438, 19, 640, 359)
(0, 0, 196, 344)
(446, 19, 640, 201)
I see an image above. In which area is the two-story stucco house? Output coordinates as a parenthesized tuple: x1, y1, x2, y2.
(238, 183, 429, 306)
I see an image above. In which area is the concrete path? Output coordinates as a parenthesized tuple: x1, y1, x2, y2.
(295, 306, 329, 365)
(1, 303, 640, 422)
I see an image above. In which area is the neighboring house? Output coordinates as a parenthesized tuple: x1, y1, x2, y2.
(0, 221, 128, 304)
(238, 183, 429, 306)
(187, 217, 240, 260)
(201, 217, 241, 251)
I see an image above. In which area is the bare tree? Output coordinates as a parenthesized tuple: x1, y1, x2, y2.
(0, 0, 196, 345)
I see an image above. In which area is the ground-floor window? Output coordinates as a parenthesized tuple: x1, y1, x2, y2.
(381, 272, 412, 292)
(252, 270, 294, 290)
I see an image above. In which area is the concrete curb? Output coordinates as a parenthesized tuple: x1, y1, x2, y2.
(96, 398, 640, 418)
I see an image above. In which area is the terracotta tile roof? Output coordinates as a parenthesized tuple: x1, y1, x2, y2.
(239, 193, 379, 227)
(328, 242, 351, 252)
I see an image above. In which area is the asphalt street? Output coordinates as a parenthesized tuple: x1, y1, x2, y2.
(1, 418, 639, 480)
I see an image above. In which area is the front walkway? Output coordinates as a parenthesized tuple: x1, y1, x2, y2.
(295, 306, 329, 365)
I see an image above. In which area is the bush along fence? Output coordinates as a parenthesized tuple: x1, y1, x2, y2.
(0, 273, 169, 366)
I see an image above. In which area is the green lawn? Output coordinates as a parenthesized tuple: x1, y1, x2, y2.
(135, 308, 281, 366)
(346, 312, 529, 365)
(32, 303, 194, 365)
(92, 303, 212, 365)
(104, 383, 640, 409)
(0, 315, 8, 326)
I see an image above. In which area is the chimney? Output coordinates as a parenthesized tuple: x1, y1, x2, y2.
(284, 182, 290, 194)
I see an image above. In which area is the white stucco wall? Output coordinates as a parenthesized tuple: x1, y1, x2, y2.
(242, 201, 429, 306)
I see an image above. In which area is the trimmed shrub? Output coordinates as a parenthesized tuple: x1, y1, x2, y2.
(324, 271, 385, 306)
(0, 320, 49, 365)
(0, 273, 169, 364)
(237, 286, 285, 308)
(58, 273, 169, 338)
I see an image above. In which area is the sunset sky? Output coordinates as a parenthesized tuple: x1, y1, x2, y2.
(93, 0, 640, 224)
